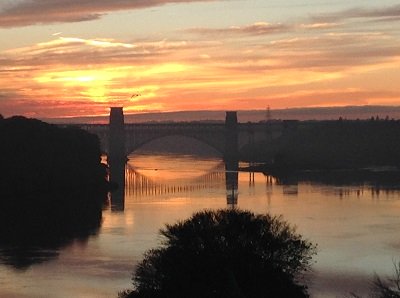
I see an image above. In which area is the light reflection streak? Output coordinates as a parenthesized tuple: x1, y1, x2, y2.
(124, 162, 226, 198)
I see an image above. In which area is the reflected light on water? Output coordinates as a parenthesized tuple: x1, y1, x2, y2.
(127, 152, 223, 181)
(3, 153, 400, 298)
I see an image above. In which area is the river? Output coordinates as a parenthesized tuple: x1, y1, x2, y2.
(1, 150, 400, 297)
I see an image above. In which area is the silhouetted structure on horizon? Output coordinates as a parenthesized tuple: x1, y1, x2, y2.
(96, 108, 257, 208)
(81, 108, 275, 162)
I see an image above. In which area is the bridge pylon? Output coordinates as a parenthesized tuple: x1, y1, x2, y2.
(224, 111, 239, 161)
(108, 107, 126, 211)
(109, 107, 126, 163)
(224, 111, 239, 206)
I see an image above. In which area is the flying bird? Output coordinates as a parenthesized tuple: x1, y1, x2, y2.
(131, 93, 141, 99)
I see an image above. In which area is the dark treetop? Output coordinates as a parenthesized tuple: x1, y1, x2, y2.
(122, 209, 316, 298)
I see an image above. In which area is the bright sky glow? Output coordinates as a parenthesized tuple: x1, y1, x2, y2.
(0, 0, 399, 118)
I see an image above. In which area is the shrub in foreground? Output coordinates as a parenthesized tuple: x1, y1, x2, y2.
(122, 209, 316, 298)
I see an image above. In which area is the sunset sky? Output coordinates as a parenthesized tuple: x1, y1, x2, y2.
(0, 0, 399, 118)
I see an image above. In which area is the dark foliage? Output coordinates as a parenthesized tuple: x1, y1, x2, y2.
(0, 116, 107, 195)
(0, 116, 108, 268)
(123, 209, 316, 298)
(242, 120, 400, 170)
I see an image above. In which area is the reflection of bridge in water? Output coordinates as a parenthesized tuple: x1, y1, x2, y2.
(109, 160, 239, 211)
(125, 162, 226, 197)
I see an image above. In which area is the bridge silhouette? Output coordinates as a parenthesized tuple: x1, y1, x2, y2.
(77, 107, 283, 208)
(81, 107, 282, 161)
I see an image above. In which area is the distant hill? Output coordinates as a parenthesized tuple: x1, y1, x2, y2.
(43, 105, 400, 124)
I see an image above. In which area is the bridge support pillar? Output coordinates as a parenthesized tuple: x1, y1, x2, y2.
(109, 107, 126, 162)
(224, 111, 239, 206)
(225, 160, 238, 206)
(109, 107, 126, 211)
(224, 111, 239, 161)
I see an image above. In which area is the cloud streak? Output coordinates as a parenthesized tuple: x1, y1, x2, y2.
(186, 21, 344, 38)
(0, 0, 216, 27)
(312, 4, 400, 23)
(186, 22, 289, 37)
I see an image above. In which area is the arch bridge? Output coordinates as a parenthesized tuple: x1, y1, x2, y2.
(80, 107, 282, 162)
(73, 107, 285, 208)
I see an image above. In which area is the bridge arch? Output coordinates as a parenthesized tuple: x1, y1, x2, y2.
(125, 133, 225, 156)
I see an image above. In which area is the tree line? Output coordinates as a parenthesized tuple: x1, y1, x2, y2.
(0, 116, 109, 268)
(242, 120, 400, 170)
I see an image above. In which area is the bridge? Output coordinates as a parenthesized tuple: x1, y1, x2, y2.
(76, 107, 284, 209)
(81, 107, 283, 163)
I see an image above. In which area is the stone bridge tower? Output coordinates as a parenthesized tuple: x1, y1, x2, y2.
(224, 111, 239, 161)
(108, 107, 126, 211)
(224, 111, 239, 206)
(109, 107, 126, 163)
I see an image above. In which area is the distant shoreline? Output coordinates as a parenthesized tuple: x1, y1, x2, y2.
(41, 105, 400, 124)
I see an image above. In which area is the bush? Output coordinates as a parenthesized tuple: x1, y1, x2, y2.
(122, 209, 316, 298)
(350, 261, 400, 298)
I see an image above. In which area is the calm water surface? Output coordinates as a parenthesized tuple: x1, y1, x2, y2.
(1, 153, 400, 297)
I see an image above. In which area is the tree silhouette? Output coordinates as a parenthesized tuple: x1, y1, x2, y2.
(0, 116, 108, 268)
(122, 209, 316, 298)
